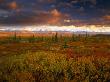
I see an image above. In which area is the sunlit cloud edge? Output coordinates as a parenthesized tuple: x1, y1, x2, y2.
(0, 25, 110, 33)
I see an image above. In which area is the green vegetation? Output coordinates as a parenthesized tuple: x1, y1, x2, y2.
(0, 51, 110, 82)
(0, 33, 110, 82)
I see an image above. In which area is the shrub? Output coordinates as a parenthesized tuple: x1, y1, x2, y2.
(28, 35, 36, 43)
(0, 51, 110, 82)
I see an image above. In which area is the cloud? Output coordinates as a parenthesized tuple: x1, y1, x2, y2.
(79, 0, 97, 5)
(7, 1, 18, 10)
(0, 9, 69, 25)
(0, 0, 109, 26)
(0, 0, 4, 3)
(20, 9, 69, 25)
(87, 0, 97, 5)
(47, 9, 69, 25)
(38, 0, 55, 3)
(50, 9, 61, 16)
(103, 15, 110, 20)
(0, 9, 9, 14)
(21, 9, 61, 25)
(47, 9, 61, 24)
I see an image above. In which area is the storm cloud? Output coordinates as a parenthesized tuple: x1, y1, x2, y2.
(0, 0, 110, 26)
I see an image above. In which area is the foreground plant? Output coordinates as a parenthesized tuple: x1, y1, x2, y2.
(0, 51, 110, 82)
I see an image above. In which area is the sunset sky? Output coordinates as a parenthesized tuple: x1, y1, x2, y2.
(0, 0, 110, 32)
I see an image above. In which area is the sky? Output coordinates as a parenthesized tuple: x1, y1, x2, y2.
(0, 0, 110, 28)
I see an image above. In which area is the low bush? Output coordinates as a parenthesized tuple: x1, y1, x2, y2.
(0, 51, 110, 82)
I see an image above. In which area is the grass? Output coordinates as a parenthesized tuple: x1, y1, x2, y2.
(0, 33, 110, 82)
